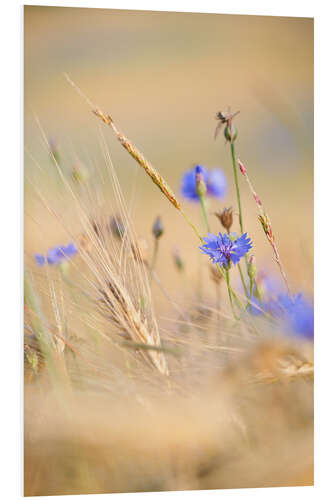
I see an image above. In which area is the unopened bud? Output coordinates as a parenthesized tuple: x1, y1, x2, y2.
(215, 207, 233, 233)
(248, 255, 257, 281)
(224, 122, 238, 143)
(152, 216, 164, 239)
(110, 215, 125, 239)
(173, 247, 184, 272)
(49, 138, 61, 165)
(195, 165, 207, 198)
(71, 163, 89, 184)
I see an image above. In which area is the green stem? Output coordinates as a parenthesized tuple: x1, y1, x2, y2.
(237, 263, 248, 298)
(225, 268, 239, 320)
(230, 141, 255, 296)
(199, 193, 211, 233)
(180, 209, 203, 242)
(150, 238, 159, 278)
(231, 142, 244, 233)
(249, 277, 254, 300)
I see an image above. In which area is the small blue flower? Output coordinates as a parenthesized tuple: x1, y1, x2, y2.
(181, 165, 227, 201)
(34, 243, 78, 267)
(275, 294, 314, 340)
(200, 232, 252, 268)
(34, 254, 45, 266)
(62, 243, 77, 258)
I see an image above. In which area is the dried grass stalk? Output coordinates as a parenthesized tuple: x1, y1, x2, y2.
(92, 108, 181, 210)
(237, 158, 291, 295)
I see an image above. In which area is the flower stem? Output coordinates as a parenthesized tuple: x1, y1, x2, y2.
(237, 263, 248, 298)
(225, 268, 240, 320)
(199, 193, 211, 233)
(230, 142, 254, 295)
(231, 142, 244, 233)
(249, 277, 254, 300)
(150, 238, 159, 279)
(180, 209, 203, 242)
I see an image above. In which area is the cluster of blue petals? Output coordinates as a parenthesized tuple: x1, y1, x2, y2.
(249, 292, 314, 341)
(200, 232, 252, 267)
(181, 165, 227, 201)
(274, 293, 314, 340)
(35, 243, 77, 266)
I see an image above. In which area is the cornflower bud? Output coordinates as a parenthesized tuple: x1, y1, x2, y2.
(195, 165, 207, 198)
(71, 163, 89, 184)
(152, 216, 164, 239)
(110, 215, 125, 239)
(248, 255, 257, 281)
(224, 122, 238, 143)
(173, 247, 184, 272)
(49, 138, 61, 165)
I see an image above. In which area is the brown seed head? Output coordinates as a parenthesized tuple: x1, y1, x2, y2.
(215, 207, 233, 233)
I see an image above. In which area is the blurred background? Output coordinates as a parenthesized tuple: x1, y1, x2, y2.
(24, 6, 313, 307)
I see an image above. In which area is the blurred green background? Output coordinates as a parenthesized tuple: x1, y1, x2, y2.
(24, 6, 313, 298)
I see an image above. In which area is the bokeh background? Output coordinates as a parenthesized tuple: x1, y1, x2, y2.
(24, 6, 313, 308)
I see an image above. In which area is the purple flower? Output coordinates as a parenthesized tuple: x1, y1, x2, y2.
(273, 294, 314, 340)
(34, 254, 45, 266)
(181, 165, 227, 201)
(35, 243, 78, 267)
(200, 232, 252, 268)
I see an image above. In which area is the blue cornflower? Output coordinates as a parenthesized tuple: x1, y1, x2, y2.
(200, 232, 252, 268)
(35, 243, 78, 267)
(181, 165, 227, 201)
(274, 293, 314, 340)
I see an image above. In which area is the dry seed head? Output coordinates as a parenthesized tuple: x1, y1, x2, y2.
(215, 207, 233, 233)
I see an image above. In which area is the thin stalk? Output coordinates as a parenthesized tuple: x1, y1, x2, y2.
(225, 269, 240, 320)
(249, 277, 254, 300)
(180, 209, 203, 242)
(230, 142, 257, 295)
(231, 142, 244, 233)
(215, 282, 221, 313)
(150, 238, 159, 279)
(237, 263, 248, 298)
(238, 158, 291, 295)
(199, 193, 211, 233)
